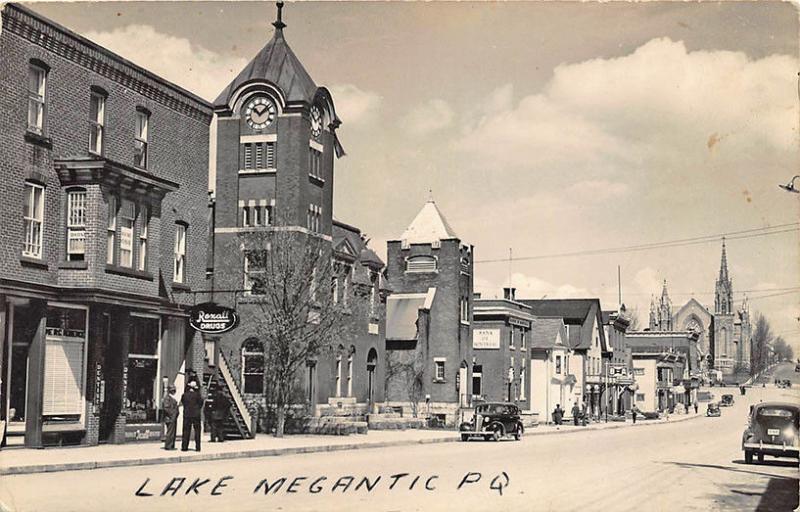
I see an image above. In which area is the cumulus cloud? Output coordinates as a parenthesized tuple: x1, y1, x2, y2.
(85, 25, 247, 101)
(499, 272, 592, 300)
(452, 38, 798, 187)
(328, 84, 382, 126)
(402, 99, 454, 135)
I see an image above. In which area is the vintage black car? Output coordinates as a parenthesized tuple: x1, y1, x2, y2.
(720, 394, 735, 406)
(742, 402, 799, 464)
(459, 402, 524, 441)
(707, 402, 721, 417)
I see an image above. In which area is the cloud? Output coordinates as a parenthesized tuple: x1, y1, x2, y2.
(328, 84, 382, 126)
(452, 38, 798, 189)
(488, 272, 592, 300)
(402, 99, 454, 135)
(84, 25, 247, 101)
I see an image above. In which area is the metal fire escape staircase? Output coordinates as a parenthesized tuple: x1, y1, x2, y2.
(204, 352, 254, 440)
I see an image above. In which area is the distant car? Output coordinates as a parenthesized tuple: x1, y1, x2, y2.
(720, 394, 735, 406)
(795, 363, 800, 372)
(742, 402, 799, 464)
(459, 402, 523, 442)
(707, 403, 721, 417)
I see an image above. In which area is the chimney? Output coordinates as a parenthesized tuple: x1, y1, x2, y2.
(503, 287, 516, 301)
(473, 292, 482, 300)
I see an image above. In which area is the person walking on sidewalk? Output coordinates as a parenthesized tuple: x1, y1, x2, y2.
(209, 389, 231, 443)
(631, 405, 639, 424)
(162, 385, 179, 450)
(571, 403, 581, 426)
(553, 404, 564, 425)
(181, 381, 204, 452)
(694, 402, 698, 414)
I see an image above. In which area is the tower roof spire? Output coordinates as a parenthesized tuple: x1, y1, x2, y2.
(273, 1, 286, 31)
(718, 237, 729, 281)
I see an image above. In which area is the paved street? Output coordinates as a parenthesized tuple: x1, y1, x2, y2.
(1, 379, 797, 512)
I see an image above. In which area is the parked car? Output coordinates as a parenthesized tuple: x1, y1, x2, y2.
(742, 402, 799, 464)
(720, 394, 735, 406)
(459, 402, 524, 442)
(707, 402, 721, 417)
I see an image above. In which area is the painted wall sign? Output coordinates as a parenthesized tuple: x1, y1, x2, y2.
(473, 329, 500, 350)
(189, 302, 239, 334)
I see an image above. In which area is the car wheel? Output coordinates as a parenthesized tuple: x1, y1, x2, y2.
(744, 451, 753, 464)
(515, 425, 524, 441)
(757, 453, 764, 463)
(492, 430, 501, 442)
(461, 434, 469, 442)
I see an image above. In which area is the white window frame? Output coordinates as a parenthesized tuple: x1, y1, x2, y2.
(434, 358, 446, 382)
(138, 205, 148, 271)
(23, 182, 44, 259)
(119, 199, 135, 268)
(173, 224, 186, 283)
(106, 195, 117, 265)
(27, 64, 46, 134)
(66, 189, 87, 261)
(134, 110, 149, 169)
(243, 250, 269, 296)
(89, 92, 105, 154)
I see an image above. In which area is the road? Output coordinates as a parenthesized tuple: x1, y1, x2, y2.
(1, 374, 798, 512)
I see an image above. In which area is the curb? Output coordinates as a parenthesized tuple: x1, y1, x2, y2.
(0, 413, 705, 476)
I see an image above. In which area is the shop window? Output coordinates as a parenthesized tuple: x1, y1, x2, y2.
(242, 338, 264, 394)
(27, 63, 47, 134)
(23, 181, 44, 259)
(66, 189, 87, 261)
(43, 306, 87, 419)
(127, 316, 160, 424)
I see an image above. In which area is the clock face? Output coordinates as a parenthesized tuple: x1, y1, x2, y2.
(245, 97, 276, 130)
(310, 106, 323, 139)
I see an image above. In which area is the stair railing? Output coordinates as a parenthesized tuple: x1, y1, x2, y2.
(218, 350, 253, 437)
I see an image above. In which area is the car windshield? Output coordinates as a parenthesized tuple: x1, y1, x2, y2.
(477, 404, 514, 415)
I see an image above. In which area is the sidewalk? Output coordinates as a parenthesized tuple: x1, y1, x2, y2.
(0, 412, 704, 476)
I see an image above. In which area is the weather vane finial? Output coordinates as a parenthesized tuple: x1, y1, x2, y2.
(273, 1, 286, 31)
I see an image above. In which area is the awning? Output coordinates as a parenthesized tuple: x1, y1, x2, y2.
(386, 290, 435, 341)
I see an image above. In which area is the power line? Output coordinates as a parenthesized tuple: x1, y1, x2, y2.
(475, 222, 799, 264)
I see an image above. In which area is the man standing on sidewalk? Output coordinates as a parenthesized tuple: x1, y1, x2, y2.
(162, 385, 179, 450)
(571, 403, 581, 426)
(181, 381, 204, 452)
(631, 405, 638, 424)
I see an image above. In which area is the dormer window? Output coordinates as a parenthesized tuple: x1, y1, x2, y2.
(405, 255, 437, 273)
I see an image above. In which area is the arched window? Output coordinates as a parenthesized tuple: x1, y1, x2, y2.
(241, 338, 264, 394)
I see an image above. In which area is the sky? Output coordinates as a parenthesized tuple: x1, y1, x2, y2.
(29, 1, 800, 351)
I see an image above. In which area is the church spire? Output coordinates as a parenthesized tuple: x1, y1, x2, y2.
(718, 237, 729, 282)
(715, 238, 733, 315)
(272, 1, 286, 32)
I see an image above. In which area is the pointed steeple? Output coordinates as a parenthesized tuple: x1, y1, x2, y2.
(715, 238, 733, 315)
(213, 1, 318, 108)
(399, 199, 459, 245)
(718, 237, 729, 282)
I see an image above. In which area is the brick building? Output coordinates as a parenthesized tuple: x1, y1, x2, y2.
(472, 288, 532, 409)
(0, 4, 211, 448)
(208, 5, 386, 431)
(384, 200, 473, 425)
(602, 307, 632, 415)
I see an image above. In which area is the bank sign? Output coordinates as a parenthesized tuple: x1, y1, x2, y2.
(473, 329, 500, 350)
(188, 302, 239, 334)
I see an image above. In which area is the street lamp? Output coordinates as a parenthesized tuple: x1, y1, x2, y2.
(779, 175, 800, 193)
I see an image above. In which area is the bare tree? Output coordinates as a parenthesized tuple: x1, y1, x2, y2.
(750, 313, 773, 376)
(234, 227, 364, 437)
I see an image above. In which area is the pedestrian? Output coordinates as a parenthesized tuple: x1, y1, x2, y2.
(181, 380, 204, 452)
(631, 405, 638, 424)
(580, 403, 588, 426)
(209, 389, 231, 443)
(684, 402, 688, 414)
(162, 385, 179, 450)
(571, 402, 581, 426)
(694, 402, 698, 414)
(553, 404, 564, 425)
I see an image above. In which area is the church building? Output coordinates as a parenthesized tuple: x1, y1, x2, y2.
(647, 239, 752, 380)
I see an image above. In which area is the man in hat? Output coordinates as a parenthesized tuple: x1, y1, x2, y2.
(162, 385, 179, 450)
(181, 380, 204, 452)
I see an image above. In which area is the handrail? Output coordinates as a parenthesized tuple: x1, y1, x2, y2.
(218, 351, 253, 435)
